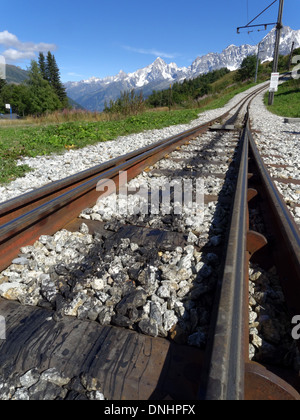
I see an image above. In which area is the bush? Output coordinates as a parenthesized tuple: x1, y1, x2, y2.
(104, 90, 145, 116)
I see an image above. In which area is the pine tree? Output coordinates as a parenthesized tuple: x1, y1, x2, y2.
(26, 60, 61, 115)
(0, 83, 31, 116)
(236, 56, 260, 82)
(0, 78, 6, 93)
(46, 52, 68, 107)
(38, 52, 48, 81)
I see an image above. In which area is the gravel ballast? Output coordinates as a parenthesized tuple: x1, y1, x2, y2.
(1, 81, 299, 399)
(0, 124, 241, 399)
(247, 90, 300, 374)
(250, 87, 300, 226)
(0, 127, 240, 344)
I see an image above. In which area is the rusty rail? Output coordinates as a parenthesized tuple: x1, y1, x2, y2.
(205, 111, 250, 400)
(0, 85, 268, 273)
(0, 121, 213, 273)
(2, 84, 288, 401)
(205, 105, 300, 400)
(0, 84, 268, 221)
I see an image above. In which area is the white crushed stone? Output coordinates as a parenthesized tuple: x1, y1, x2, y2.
(250, 86, 300, 225)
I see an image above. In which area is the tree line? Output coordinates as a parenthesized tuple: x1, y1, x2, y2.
(0, 52, 68, 116)
(146, 68, 230, 108)
(103, 68, 231, 115)
(104, 47, 300, 116)
(236, 48, 300, 82)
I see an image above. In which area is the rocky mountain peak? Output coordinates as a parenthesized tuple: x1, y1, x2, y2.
(65, 25, 300, 111)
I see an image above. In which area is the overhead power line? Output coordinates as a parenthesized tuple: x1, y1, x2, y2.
(268, 0, 285, 105)
(237, 0, 278, 33)
(237, 0, 285, 106)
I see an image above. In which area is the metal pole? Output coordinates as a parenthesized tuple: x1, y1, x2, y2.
(268, 0, 285, 105)
(288, 41, 295, 70)
(255, 42, 262, 83)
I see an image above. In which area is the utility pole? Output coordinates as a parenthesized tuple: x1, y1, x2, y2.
(268, 0, 285, 105)
(169, 84, 172, 112)
(288, 41, 295, 71)
(255, 41, 263, 83)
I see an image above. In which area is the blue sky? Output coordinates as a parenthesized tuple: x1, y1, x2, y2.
(0, 0, 299, 82)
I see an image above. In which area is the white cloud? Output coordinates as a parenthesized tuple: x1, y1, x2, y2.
(67, 72, 85, 78)
(0, 30, 57, 63)
(123, 45, 179, 59)
(0, 31, 19, 48)
(3, 48, 36, 61)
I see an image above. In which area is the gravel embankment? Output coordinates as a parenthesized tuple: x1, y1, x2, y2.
(249, 89, 300, 373)
(0, 123, 241, 399)
(249, 262, 300, 371)
(0, 129, 240, 347)
(250, 88, 300, 225)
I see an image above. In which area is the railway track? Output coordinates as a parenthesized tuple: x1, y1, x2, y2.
(0, 84, 299, 400)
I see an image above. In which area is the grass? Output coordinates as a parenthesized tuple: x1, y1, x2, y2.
(197, 81, 257, 112)
(0, 109, 199, 184)
(0, 109, 110, 127)
(194, 66, 269, 113)
(264, 78, 300, 118)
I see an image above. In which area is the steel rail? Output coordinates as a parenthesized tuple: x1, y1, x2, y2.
(0, 84, 268, 223)
(0, 85, 268, 273)
(0, 122, 212, 222)
(2, 82, 294, 400)
(205, 98, 300, 400)
(205, 109, 250, 401)
(0, 122, 208, 272)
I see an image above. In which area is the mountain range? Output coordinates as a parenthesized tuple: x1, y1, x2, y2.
(65, 26, 300, 112)
(6, 64, 29, 84)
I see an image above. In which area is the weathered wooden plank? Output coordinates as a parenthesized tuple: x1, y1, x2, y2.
(0, 298, 203, 400)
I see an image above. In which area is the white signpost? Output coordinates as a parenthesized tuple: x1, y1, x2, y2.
(269, 72, 280, 93)
(5, 104, 12, 119)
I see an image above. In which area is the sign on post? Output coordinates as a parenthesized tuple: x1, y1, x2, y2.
(269, 73, 280, 92)
(5, 104, 12, 119)
(292, 55, 300, 80)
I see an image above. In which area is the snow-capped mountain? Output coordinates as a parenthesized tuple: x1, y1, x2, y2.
(259, 25, 300, 61)
(65, 58, 188, 109)
(65, 26, 300, 111)
(189, 26, 300, 75)
(189, 44, 257, 75)
(130, 57, 183, 87)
